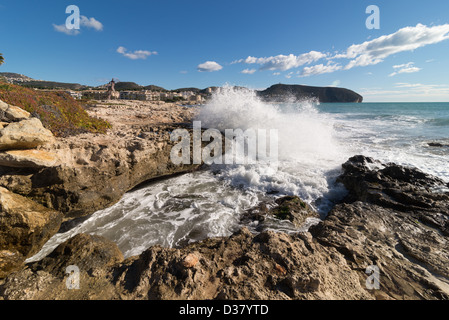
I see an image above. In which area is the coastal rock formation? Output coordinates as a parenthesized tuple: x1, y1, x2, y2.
(0, 187, 63, 277)
(0, 118, 55, 151)
(1, 156, 448, 300)
(311, 155, 449, 299)
(257, 84, 363, 103)
(0, 100, 31, 122)
(0, 149, 60, 168)
(241, 195, 320, 231)
(0, 100, 200, 219)
(0, 228, 372, 300)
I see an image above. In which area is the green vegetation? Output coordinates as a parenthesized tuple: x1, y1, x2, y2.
(0, 81, 111, 137)
(20, 80, 89, 91)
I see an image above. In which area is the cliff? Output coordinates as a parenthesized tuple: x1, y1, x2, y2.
(257, 84, 363, 103)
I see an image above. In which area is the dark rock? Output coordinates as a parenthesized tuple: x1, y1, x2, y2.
(241, 195, 319, 231)
(310, 155, 449, 300)
(257, 84, 363, 103)
(0, 229, 372, 300)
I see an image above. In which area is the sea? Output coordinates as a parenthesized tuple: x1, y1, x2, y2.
(27, 87, 449, 262)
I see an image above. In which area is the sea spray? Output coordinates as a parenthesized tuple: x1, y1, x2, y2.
(198, 85, 349, 210)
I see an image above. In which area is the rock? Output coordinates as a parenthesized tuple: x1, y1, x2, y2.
(0, 228, 372, 300)
(0, 118, 55, 151)
(310, 155, 449, 300)
(29, 234, 124, 277)
(0, 250, 24, 279)
(112, 227, 371, 300)
(0, 234, 123, 300)
(0, 100, 30, 122)
(241, 195, 319, 230)
(0, 187, 63, 271)
(0, 149, 60, 168)
(181, 253, 199, 268)
(271, 196, 319, 227)
(428, 142, 449, 148)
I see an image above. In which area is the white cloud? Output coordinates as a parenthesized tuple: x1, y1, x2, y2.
(53, 15, 103, 35)
(80, 16, 103, 31)
(117, 46, 157, 60)
(53, 23, 80, 36)
(241, 68, 256, 74)
(389, 62, 421, 77)
(197, 61, 223, 72)
(233, 51, 326, 71)
(300, 63, 342, 77)
(334, 23, 449, 70)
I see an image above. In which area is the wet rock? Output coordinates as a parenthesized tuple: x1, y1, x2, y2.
(310, 155, 449, 300)
(241, 195, 319, 230)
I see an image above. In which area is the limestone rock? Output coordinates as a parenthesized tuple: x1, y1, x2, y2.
(29, 233, 124, 278)
(0, 187, 63, 264)
(241, 195, 319, 231)
(0, 118, 55, 151)
(181, 253, 199, 268)
(310, 155, 449, 300)
(0, 149, 60, 168)
(0, 100, 30, 122)
(0, 234, 123, 300)
(0, 250, 24, 279)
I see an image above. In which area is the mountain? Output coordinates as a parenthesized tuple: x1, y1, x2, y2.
(0, 73, 89, 91)
(173, 87, 201, 93)
(257, 84, 363, 103)
(113, 82, 142, 91)
(144, 85, 167, 92)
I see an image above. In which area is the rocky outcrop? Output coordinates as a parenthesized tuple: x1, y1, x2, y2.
(310, 155, 449, 300)
(0, 99, 31, 122)
(0, 187, 63, 277)
(257, 84, 363, 103)
(241, 195, 319, 231)
(0, 100, 200, 219)
(0, 228, 372, 300)
(0, 150, 60, 168)
(0, 100, 62, 278)
(0, 118, 55, 151)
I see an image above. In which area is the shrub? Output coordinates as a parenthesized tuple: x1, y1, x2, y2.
(0, 81, 111, 137)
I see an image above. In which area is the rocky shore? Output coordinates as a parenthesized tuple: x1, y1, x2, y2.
(0, 99, 201, 277)
(0, 99, 448, 300)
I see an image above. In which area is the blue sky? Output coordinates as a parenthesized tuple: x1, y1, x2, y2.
(1, 0, 449, 101)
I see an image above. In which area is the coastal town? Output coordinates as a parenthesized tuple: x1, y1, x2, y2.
(0, 73, 209, 105)
(79, 79, 208, 104)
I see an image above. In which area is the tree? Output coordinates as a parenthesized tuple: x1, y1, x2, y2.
(0, 53, 4, 66)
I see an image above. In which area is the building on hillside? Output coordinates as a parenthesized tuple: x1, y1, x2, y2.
(66, 90, 83, 100)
